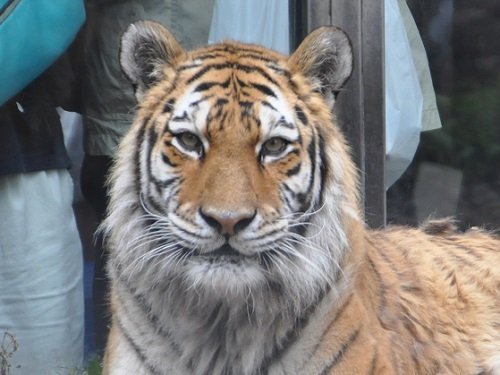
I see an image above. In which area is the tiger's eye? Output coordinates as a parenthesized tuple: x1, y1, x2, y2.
(177, 132, 202, 154)
(262, 137, 288, 156)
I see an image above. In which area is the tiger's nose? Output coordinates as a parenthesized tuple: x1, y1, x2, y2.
(199, 208, 256, 235)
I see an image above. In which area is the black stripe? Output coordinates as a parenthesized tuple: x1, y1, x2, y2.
(267, 63, 291, 78)
(368, 347, 378, 375)
(307, 294, 354, 362)
(279, 186, 294, 212)
(367, 235, 400, 274)
(277, 116, 295, 130)
(207, 100, 225, 120)
(286, 162, 301, 177)
(144, 193, 168, 216)
(178, 62, 203, 71)
(194, 78, 231, 92)
(188, 94, 214, 108)
(261, 100, 277, 111)
(295, 105, 308, 126)
(163, 99, 176, 113)
(134, 118, 149, 196)
(250, 114, 262, 129)
(288, 222, 307, 237)
(187, 63, 231, 84)
(215, 98, 229, 107)
(236, 77, 248, 88)
(432, 246, 497, 298)
(239, 101, 254, 115)
(282, 182, 297, 200)
(116, 318, 163, 375)
(250, 82, 276, 98)
(217, 111, 229, 132)
(451, 241, 485, 262)
(288, 77, 300, 92)
(236, 64, 279, 86)
(366, 254, 388, 314)
(196, 303, 227, 374)
(291, 192, 308, 211)
(207, 45, 270, 56)
(371, 234, 425, 301)
(115, 267, 183, 357)
(440, 238, 485, 263)
(306, 135, 317, 187)
(206, 103, 227, 132)
(319, 329, 360, 375)
(318, 133, 328, 206)
(294, 136, 316, 213)
(259, 288, 329, 374)
(162, 177, 178, 188)
(146, 136, 178, 194)
(445, 250, 476, 268)
(239, 53, 276, 63)
(238, 89, 251, 98)
(401, 284, 423, 294)
(171, 111, 189, 122)
(146, 126, 158, 177)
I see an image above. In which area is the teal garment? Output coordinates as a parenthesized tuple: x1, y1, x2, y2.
(81, 0, 215, 156)
(0, 0, 85, 105)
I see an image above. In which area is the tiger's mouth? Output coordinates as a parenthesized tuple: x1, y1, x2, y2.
(210, 244, 241, 257)
(193, 243, 257, 262)
(192, 243, 243, 258)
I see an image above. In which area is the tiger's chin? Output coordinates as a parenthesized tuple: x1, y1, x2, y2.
(182, 245, 270, 298)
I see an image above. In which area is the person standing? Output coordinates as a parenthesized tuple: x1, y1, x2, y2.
(78, 0, 215, 355)
(0, 58, 84, 375)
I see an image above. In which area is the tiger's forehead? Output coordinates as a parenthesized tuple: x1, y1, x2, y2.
(165, 45, 299, 140)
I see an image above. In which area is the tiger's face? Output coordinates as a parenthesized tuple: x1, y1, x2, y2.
(108, 21, 357, 300)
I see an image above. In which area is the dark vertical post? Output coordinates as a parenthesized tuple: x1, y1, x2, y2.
(306, 0, 386, 228)
(361, 0, 385, 227)
(289, 0, 309, 50)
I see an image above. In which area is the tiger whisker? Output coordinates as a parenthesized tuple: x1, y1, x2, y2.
(278, 243, 335, 289)
(280, 233, 345, 282)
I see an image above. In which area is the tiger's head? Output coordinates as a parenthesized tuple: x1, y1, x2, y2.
(105, 21, 360, 307)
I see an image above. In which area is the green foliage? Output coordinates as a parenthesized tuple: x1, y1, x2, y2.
(85, 358, 103, 375)
(64, 358, 102, 375)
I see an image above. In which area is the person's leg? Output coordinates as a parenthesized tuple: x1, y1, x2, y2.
(80, 154, 113, 355)
(0, 170, 84, 375)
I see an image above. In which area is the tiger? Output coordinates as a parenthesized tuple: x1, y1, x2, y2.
(101, 20, 500, 375)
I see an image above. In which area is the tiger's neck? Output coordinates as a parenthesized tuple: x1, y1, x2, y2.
(162, 280, 335, 374)
(112, 260, 351, 375)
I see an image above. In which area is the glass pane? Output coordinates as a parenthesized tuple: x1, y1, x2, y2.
(387, 0, 500, 230)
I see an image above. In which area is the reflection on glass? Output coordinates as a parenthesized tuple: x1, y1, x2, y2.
(387, 0, 500, 230)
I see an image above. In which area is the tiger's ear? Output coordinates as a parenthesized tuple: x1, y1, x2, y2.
(120, 20, 186, 101)
(289, 26, 353, 107)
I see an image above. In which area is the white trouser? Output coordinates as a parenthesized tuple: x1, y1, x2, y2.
(0, 169, 84, 374)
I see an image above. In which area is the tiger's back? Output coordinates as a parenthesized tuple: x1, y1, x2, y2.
(363, 223, 500, 374)
(102, 21, 500, 375)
